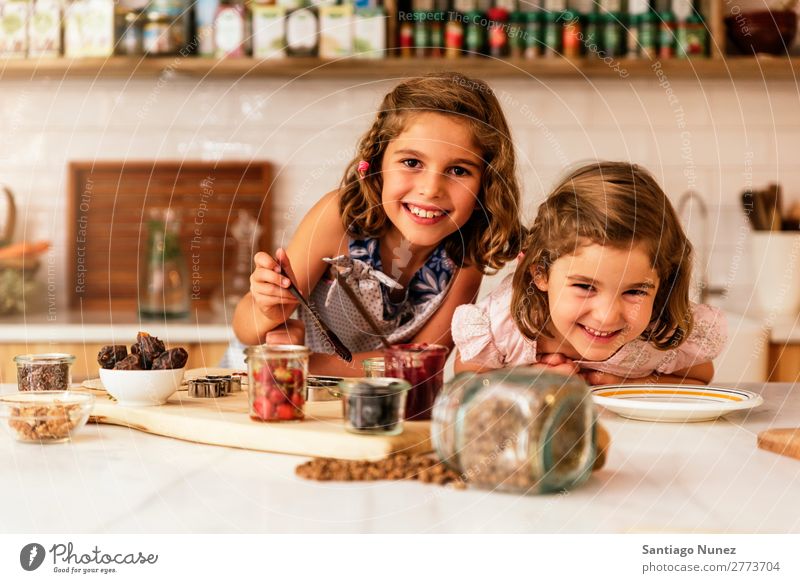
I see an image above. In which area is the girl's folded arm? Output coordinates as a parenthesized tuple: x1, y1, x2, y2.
(659, 360, 714, 385)
(584, 360, 715, 386)
(454, 350, 493, 374)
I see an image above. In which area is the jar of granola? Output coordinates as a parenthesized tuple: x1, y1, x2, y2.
(431, 368, 598, 494)
(245, 344, 309, 422)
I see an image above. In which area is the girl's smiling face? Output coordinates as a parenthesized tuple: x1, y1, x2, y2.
(534, 242, 660, 361)
(380, 112, 484, 250)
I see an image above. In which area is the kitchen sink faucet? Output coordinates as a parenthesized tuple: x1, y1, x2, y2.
(676, 190, 726, 305)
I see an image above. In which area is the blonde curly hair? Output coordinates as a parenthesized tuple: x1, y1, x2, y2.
(338, 72, 524, 273)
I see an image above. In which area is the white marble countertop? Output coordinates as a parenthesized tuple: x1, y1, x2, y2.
(0, 310, 235, 343)
(1, 382, 799, 534)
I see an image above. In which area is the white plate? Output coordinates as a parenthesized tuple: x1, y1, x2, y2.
(81, 378, 106, 391)
(591, 384, 764, 423)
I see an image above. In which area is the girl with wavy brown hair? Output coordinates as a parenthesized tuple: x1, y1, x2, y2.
(453, 161, 727, 386)
(233, 73, 525, 376)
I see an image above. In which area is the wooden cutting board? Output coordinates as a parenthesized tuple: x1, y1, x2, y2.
(757, 428, 800, 461)
(85, 389, 431, 461)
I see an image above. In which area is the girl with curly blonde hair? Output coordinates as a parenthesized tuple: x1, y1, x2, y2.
(234, 73, 525, 376)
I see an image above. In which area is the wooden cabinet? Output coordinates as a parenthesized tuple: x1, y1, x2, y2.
(768, 343, 800, 383)
(0, 342, 230, 384)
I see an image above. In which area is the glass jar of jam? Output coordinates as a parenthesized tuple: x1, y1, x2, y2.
(432, 368, 598, 494)
(384, 343, 447, 421)
(14, 354, 76, 392)
(245, 344, 309, 422)
(338, 377, 411, 436)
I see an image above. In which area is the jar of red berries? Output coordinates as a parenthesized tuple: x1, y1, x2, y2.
(245, 344, 309, 422)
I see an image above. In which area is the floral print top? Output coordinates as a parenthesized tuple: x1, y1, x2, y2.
(302, 238, 456, 354)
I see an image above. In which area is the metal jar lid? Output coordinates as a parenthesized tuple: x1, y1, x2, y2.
(244, 344, 310, 361)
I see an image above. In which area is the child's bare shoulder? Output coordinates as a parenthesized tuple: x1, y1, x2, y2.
(294, 190, 348, 255)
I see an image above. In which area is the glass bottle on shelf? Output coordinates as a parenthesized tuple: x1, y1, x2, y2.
(486, 7, 510, 58)
(677, 11, 707, 58)
(542, 11, 561, 57)
(658, 9, 676, 59)
(413, 10, 430, 57)
(626, 12, 640, 58)
(639, 10, 658, 60)
(399, 17, 414, 57)
(139, 208, 190, 319)
(444, 11, 464, 58)
(464, 10, 485, 56)
(524, 11, 541, 60)
(215, 0, 248, 58)
(583, 11, 600, 58)
(286, 4, 319, 57)
(508, 11, 525, 59)
(430, 11, 444, 57)
(602, 11, 622, 58)
(561, 9, 581, 59)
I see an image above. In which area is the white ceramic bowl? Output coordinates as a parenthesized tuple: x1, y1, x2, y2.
(99, 367, 185, 406)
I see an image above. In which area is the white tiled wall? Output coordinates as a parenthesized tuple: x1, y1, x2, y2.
(1, 75, 798, 312)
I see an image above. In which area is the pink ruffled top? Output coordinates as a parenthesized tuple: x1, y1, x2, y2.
(452, 275, 728, 377)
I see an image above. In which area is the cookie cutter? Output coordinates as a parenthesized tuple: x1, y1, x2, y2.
(187, 377, 227, 398)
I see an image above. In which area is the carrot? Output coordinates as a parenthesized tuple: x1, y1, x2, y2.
(0, 241, 51, 260)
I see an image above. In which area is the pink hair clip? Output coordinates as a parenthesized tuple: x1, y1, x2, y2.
(357, 160, 369, 178)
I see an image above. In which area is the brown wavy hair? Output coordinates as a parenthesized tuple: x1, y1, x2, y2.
(511, 161, 694, 350)
(338, 72, 524, 272)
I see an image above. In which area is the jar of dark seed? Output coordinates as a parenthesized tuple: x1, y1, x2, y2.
(338, 378, 410, 436)
(14, 354, 76, 391)
(431, 368, 598, 494)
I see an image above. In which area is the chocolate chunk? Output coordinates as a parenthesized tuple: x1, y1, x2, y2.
(151, 347, 188, 370)
(114, 354, 144, 370)
(97, 345, 127, 370)
(132, 331, 165, 369)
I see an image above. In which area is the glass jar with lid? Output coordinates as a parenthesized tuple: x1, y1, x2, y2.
(432, 368, 598, 494)
(143, 11, 187, 55)
(14, 354, 76, 391)
(245, 344, 309, 422)
(143, 12, 176, 55)
(338, 377, 411, 436)
(115, 8, 144, 56)
(285, 6, 319, 57)
(384, 343, 447, 421)
(361, 356, 385, 378)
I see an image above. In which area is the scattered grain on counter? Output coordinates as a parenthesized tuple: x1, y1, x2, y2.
(296, 453, 467, 489)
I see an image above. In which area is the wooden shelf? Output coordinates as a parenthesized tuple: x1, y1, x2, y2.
(1, 55, 799, 81)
